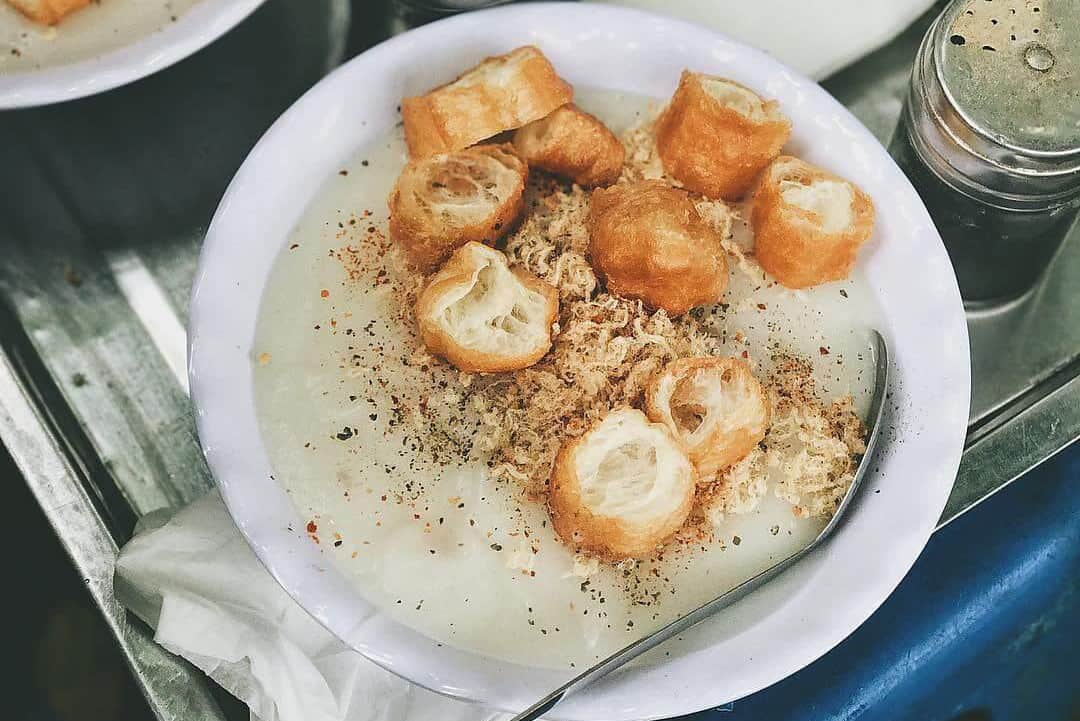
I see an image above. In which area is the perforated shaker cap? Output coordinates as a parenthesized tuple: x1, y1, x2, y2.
(918, 0, 1080, 203)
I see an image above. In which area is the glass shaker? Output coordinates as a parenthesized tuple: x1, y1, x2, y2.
(889, 0, 1080, 308)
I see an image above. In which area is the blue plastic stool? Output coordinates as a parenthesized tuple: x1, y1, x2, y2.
(688, 444, 1080, 721)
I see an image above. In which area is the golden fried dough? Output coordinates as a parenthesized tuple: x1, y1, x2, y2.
(388, 143, 527, 272)
(512, 104, 624, 187)
(6, 0, 88, 24)
(646, 357, 770, 479)
(656, 71, 791, 200)
(588, 180, 728, 316)
(549, 407, 695, 559)
(751, 156, 875, 289)
(416, 242, 558, 373)
(402, 46, 574, 158)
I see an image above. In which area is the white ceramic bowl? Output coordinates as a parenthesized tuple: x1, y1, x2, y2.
(189, 4, 971, 719)
(0, 0, 265, 108)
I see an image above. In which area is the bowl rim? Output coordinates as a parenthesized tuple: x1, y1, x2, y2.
(0, 0, 267, 108)
(188, 4, 971, 719)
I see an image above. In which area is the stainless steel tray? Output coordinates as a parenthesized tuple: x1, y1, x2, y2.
(0, 1, 1075, 718)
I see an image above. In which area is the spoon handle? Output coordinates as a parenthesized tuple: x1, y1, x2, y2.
(510, 544, 814, 721)
(510, 330, 890, 721)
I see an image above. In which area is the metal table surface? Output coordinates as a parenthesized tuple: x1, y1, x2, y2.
(0, 1, 1075, 719)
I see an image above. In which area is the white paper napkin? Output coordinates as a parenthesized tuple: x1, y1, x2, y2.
(115, 491, 506, 721)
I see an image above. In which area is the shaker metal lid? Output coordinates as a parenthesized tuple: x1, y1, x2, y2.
(911, 0, 1080, 205)
(922, 0, 1080, 200)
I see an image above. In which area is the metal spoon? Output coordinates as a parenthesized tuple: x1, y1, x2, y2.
(510, 329, 890, 721)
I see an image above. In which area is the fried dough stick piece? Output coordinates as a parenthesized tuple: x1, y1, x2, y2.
(550, 408, 695, 559)
(646, 357, 770, 479)
(389, 143, 527, 272)
(403, 45, 573, 158)
(6, 0, 89, 24)
(656, 71, 791, 200)
(513, 104, 624, 187)
(416, 242, 558, 373)
(588, 180, 728, 316)
(751, 156, 875, 289)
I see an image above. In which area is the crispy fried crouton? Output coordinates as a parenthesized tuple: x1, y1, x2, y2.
(646, 357, 770, 479)
(6, 0, 89, 24)
(656, 71, 790, 200)
(402, 46, 573, 158)
(388, 143, 527, 272)
(588, 180, 728, 316)
(513, 104, 623, 187)
(550, 407, 695, 559)
(416, 242, 558, 373)
(751, 156, 874, 288)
